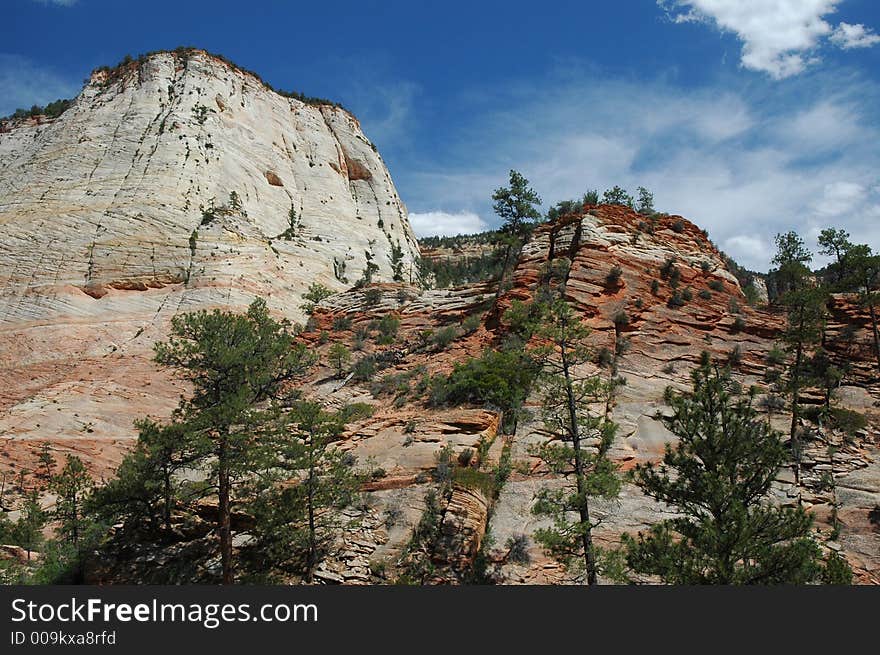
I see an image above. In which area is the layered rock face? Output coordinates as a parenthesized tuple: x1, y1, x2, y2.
(297, 207, 879, 584)
(0, 50, 418, 469)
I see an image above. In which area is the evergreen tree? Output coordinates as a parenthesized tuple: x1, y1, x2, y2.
(327, 342, 352, 378)
(601, 185, 634, 208)
(89, 418, 203, 533)
(779, 284, 827, 483)
(529, 299, 620, 584)
(843, 244, 880, 372)
(249, 401, 360, 581)
(49, 455, 93, 549)
(12, 489, 47, 561)
(153, 298, 315, 583)
(635, 186, 654, 214)
(622, 360, 826, 584)
(817, 228, 853, 288)
(492, 170, 542, 287)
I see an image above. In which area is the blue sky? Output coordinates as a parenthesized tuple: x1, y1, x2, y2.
(3, 0, 880, 271)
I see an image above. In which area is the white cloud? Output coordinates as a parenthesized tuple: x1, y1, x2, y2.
(0, 54, 79, 117)
(408, 211, 488, 238)
(395, 65, 880, 271)
(659, 1, 879, 78)
(817, 181, 865, 215)
(32, 0, 78, 5)
(830, 22, 880, 49)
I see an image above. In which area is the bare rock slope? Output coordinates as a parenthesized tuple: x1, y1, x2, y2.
(0, 49, 418, 468)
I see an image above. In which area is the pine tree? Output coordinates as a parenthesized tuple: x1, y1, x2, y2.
(49, 455, 93, 549)
(842, 244, 880, 372)
(13, 489, 47, 561)
(529, 299, 620, 584)
(249, 401, 360, 581)
(153, 298, 315, 583)
(327, 342, 351, 378)
(492, 169, 542, 287)
(772, 232, 826, 483)
(622, 360, 826, 584)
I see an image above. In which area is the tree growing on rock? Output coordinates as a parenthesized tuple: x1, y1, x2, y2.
(492, 169, 542, 285)
(529, 299, 620, 585)
(249, 401, 360, 582)
(49, 455, 94, 550)
(152, 298, 316, 584)
(622, 359, 835, 584)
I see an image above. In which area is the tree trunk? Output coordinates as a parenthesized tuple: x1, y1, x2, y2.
(163, 467, 172, 533)
(305, 439, 317, 583)
(789, 340, 803, 486)
(560, 333, 597, 585)
(218, 434, 233, 585)
(868, 301, 880, 373)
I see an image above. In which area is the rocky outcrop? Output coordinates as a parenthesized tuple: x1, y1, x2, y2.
(0, 49, 419, 469)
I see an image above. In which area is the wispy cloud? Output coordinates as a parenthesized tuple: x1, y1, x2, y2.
(408, 211, 488, 238)
(659, 1, 879, 79)
(0, 54, 80, 117)
(32, 0, 79, 6)
(830, 22, 880, 49)
(394, 63, 880, 271)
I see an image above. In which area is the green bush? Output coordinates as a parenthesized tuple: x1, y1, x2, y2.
(606, 266, 623, 286)
(699, 289, 712, 300)
(708, 279, 725, 292)
(432, 326, 459, 350)
(429, 349, 539, 431)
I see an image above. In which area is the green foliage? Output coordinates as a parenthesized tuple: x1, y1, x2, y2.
(362, 287, 382, 306)
(3, 98, 72, 122)
(247, 401, 361, 580)
(821, 551, 853, 585)
(601, 186, 634, 208)
(606, 265, 623, 286)
(49, 455, 94, 549)
(430, 348, 539, 433)
(327, 342, 351, 378)
(636, 187, 654, 214)
(148, 298, 316, 582)
(300, 282, 334, 316)
(622, 362, 826, 584)
(529, 299, 620, 584)
(431, 325, 459, 350)
(492, 169, 542, 239)
(708, 279, 725, 292)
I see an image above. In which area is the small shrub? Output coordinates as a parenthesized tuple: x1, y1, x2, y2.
(458, 448, 475, 467)
(612, 310, 629, 329)
(352, 355, 377, 381)
(363, 287, 382, 306)
(661, 362, 676, 374)
(634, 297, 644, 309)
(606, 266, 623, 286)
(729, 297, 742, 315)
(727, 344, 743, 367)
(432, 326, 459, 350)
(300, 282, 334, 315)
(681, 287, 693, 302)
(766, 346, 786, 366)
(650, 279, 660, 295)
(332, 316, 353, 331)
(506, 534, 531, 564)
(732, 316, 746, 333)
(667, 291, 685, 308)
(708, 279, 725, 292)
(700, 261, 711, 273)
(671, 219, 685, 233)
(461, 313, 482, 335)
(699, 289, 712, 300)
(595, 347, 614, 368)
